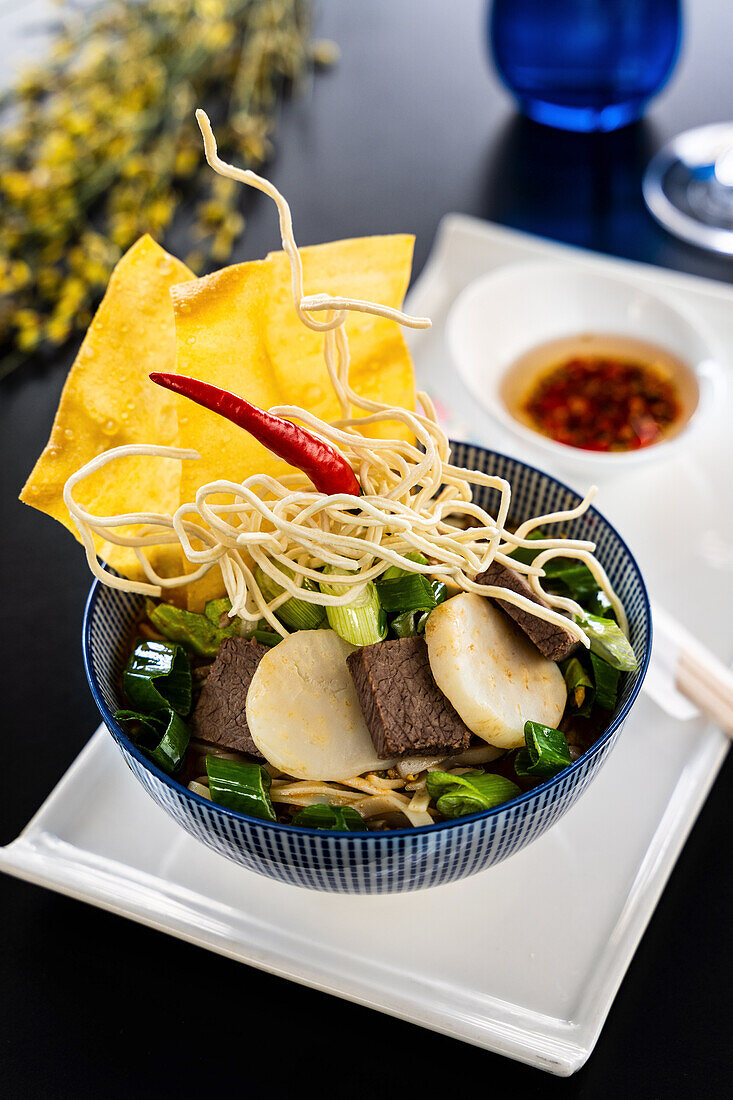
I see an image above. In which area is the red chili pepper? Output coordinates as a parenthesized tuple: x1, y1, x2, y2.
(149, 372, 361, 496)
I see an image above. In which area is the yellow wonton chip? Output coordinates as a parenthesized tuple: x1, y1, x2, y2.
(264, 234, 416, 438)
(21, 230, 417, 609)
(171, 260, 287, 497)
(171, 234, 416, 608)
(20, 235, 193, 584)
(173, 234, 415, 491)
(171, 261, 288, 609)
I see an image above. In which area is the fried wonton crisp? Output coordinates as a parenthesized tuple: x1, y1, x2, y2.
(171, 259, 286, 501)
(21, 232, 417, 608)
(171, 234, 416, 500)
(264, 234, 416, 436)
(20, 236, 193, 583)
(170, 234, 416, 608)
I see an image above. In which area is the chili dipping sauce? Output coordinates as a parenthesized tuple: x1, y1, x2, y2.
(501, 334, 697, 453)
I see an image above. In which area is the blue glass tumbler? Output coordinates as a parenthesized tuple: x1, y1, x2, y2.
(490, 0, 682, 133)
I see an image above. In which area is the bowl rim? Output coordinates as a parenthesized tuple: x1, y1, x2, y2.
(82, 443, 652, 840)
(446, 258, 723, 468)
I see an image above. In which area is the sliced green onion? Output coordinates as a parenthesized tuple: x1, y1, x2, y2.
(252, 626, 283, 647)
(543, 558, 621, 619)
(391, 609, 423, 638)
(391, 608, 438, 638)
(578, 613, 637, 671)
(425, 769, 520, 818)
(292, 804, 368, 830)
(583, 588, 616, 620)
(204, 597, 234, 627)
(389, 581, 446, 637)
(515, 721, 572, 779)
(115, 707, 190, 774)
(205, 756, 276, 821)
(509, 535, 616, 617)
(146, 598, 238, 659)
(376, 573, 438, 614)
(320, 566, 387, 646)
(381, 551, 430, 581)
(430, 580, 448, 605)
(254, 563, 325, 631)
(123, 639, 192, 716)
(562, 656, 594, 716)
(543, 558, 600, 601)
(589, 651, 621, 711)
(508, 528, 547, 566)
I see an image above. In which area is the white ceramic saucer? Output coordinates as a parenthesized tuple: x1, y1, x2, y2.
(446, 260, 724, 479)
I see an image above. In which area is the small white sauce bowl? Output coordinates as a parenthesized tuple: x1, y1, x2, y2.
(446, 260, 724, 476)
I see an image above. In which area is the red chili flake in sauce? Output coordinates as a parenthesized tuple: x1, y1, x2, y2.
(523, 356, 681, 452)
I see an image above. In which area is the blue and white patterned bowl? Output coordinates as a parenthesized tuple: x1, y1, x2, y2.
(83, 443, 651, 894)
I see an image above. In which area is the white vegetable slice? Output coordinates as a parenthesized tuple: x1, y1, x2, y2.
(425, 593, 566, 749)
(246, 629, 397, 780)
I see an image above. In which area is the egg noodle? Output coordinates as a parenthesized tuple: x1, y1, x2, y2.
(182, 736, 506, 828)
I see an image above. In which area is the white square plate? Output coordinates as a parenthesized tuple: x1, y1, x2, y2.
(2, 218, 730, 1075)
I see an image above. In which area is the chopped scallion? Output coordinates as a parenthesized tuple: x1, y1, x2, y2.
(388, 581, 446, 637)
(515, 721, 572, 779)
(391, 609, 426, 637)
(562, 656, 594, 715)
(254, 563, 325, 631)
(204, 597, 234, 627)
(589, 651, 621, 710)
(430, 580, 448, 605)
(122, 639, 192, 716)
(205, 756, 276, 821)
(578, 613, 637, 672)
(252, 627, 284, 647)
(381, 551, 430, 581)
(320, 566, 387, 646)
(292, 804, 368, 830)
(376, 573, 438, 613)
(425, 769, 520, 818)
(146, 598, 238, 659)
(115, 707, 190, 774)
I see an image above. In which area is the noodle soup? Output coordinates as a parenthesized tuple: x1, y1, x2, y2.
(24, 110, 640, 835)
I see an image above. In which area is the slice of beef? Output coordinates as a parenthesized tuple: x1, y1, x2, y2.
(475, 560, 579, 662)
(190, 637, 269, 757)
(347, 635, 471, 758)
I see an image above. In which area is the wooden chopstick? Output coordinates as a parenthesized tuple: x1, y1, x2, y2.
(675, 646, 733, 739)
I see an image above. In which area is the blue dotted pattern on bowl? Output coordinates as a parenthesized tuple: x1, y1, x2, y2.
(83, 443, 651, 893)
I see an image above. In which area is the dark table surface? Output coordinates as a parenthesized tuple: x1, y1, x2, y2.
(2, 1, 732, 1095)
